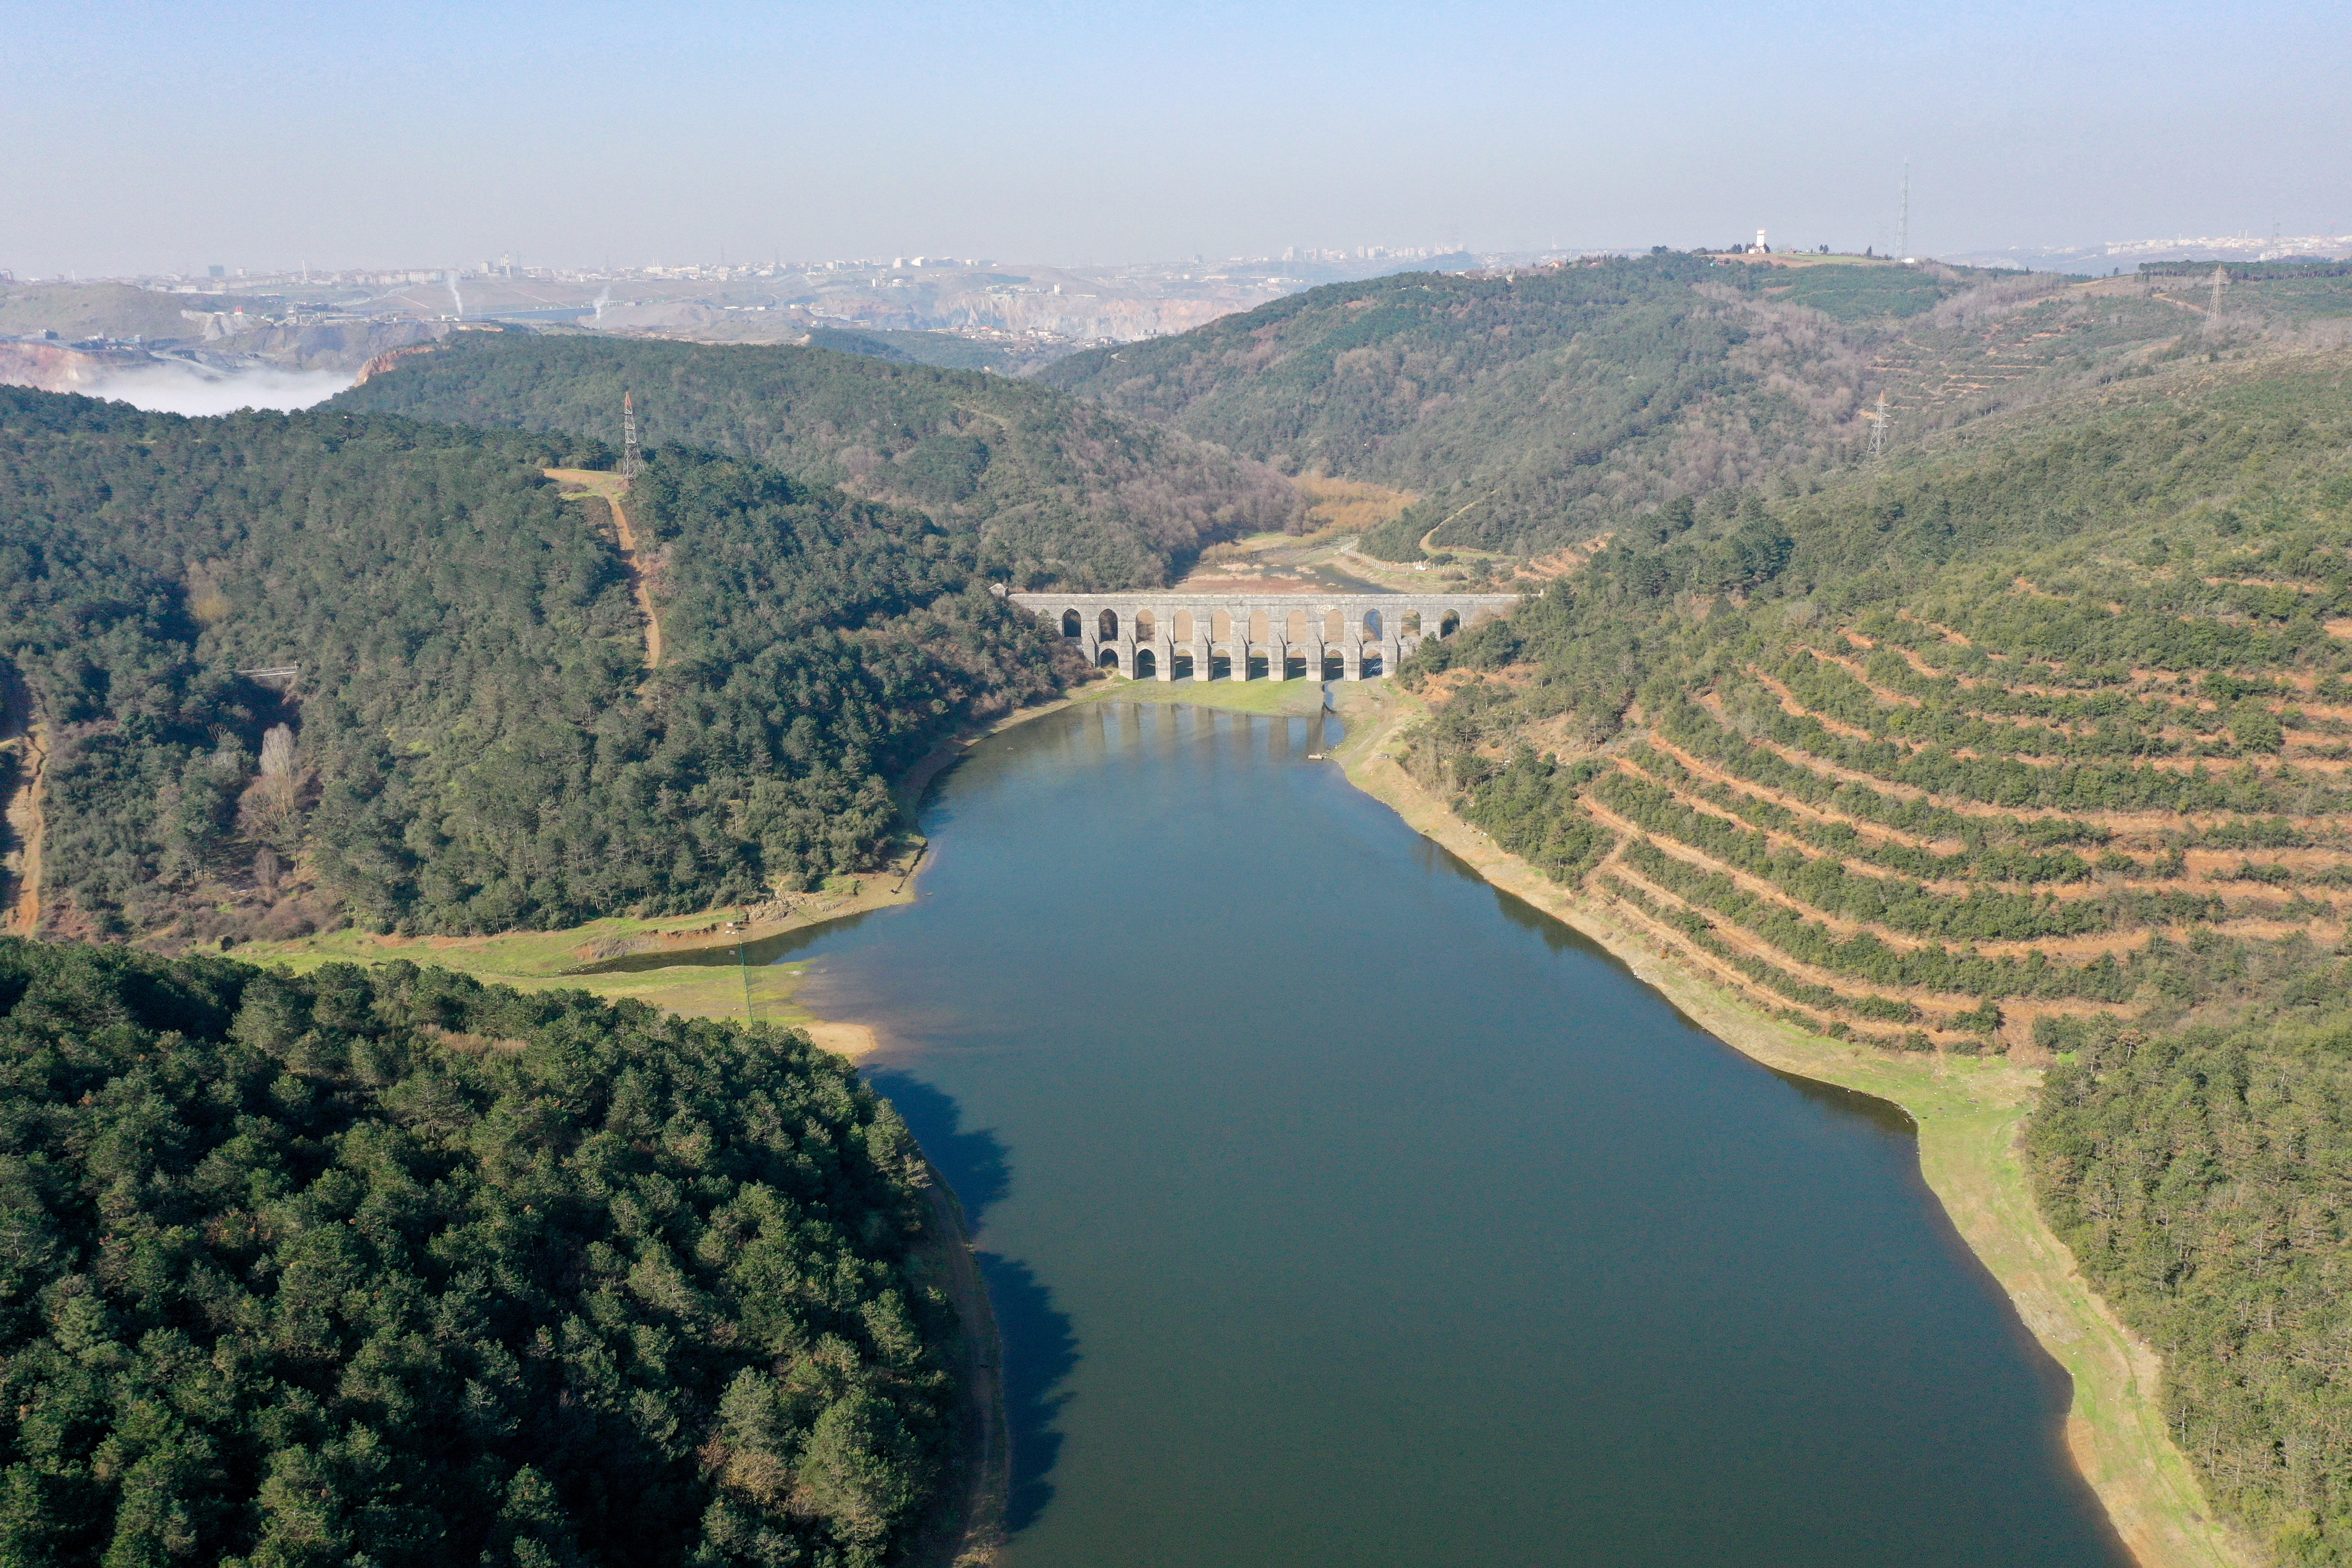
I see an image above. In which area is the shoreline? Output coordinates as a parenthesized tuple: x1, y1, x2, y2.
(1320, 681, 2248, 1568)
(252, 671, 2238, 1565)
(905, 1171, 1010, 1568)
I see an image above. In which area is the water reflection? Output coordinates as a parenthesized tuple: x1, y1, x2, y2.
(867, 1070, 1077, 1533)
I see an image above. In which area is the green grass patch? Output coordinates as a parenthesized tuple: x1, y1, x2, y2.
(242, 922, 822, 1028)
(1076, 675, 1329, 717)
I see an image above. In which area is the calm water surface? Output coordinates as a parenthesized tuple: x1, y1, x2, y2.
(787, 701, 2128, 1567)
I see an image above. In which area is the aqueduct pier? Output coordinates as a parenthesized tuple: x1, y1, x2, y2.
(1005, 591, 1522, 681)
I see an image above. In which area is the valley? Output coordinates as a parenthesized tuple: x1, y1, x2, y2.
(8, 248, 2352, 1567)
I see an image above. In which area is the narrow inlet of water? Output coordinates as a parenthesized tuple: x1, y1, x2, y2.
(793, 701, 2129, 1567)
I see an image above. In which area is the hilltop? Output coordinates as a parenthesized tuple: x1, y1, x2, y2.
(331, 333, 1298, 588)
(0, 280, 202, 341)
(1041, 254, 2350, 567)
(1041, 255, 1941, 558)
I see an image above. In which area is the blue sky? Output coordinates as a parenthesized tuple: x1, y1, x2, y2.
(5, 0, 2345, 275)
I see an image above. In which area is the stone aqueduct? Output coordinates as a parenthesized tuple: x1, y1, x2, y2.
(1005, 591, 1522, 681)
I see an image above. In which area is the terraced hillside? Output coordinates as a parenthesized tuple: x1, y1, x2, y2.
(1404, 343, 2352, 1560)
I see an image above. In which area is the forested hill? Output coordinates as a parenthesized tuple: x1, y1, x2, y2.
(0, 938, 960, 1567)
(331, 333, 1298, 588)
(1040, 255, 1889, 557)
(0, 388, 1069, 945)
(1038, 254, 2279, 562)
(1387, 341, 2352, 1561)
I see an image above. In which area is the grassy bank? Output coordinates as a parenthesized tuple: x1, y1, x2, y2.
(1072, 671, 1329, 718)
(237, 873, 924, 1058)
(1323, 683, 2249, 1568)
(240, 676, 1317, 1026)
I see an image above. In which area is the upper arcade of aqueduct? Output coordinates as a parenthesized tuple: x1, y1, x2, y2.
(1005, 591, 1521, 682)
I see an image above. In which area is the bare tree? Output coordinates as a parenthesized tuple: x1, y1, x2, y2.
(258, 724, 298, 816)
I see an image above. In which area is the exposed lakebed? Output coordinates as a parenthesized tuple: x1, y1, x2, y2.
(781, 700, 2132, 1566)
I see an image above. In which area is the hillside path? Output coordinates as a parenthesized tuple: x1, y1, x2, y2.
(547, 469, 663, 674)
(1, 665, 44, 936)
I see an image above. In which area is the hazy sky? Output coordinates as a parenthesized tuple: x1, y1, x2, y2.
(6, 0, 2345, 276)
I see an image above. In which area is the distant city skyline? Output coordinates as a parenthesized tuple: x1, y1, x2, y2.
(6, 0, 2346, 279)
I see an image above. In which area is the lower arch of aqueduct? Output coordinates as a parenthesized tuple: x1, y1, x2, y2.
(1004, 591, 1522, 682)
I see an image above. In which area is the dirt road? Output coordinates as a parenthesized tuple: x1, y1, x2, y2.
(0, 666, 44, 936)
(546, 468, 663, 674)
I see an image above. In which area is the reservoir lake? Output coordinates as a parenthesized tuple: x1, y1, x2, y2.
(777, 700, 2131, 1566)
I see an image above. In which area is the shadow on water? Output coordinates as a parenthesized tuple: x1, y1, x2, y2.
(867, 1072, 1010, 1213)
(867, 1069, 1078, 1535)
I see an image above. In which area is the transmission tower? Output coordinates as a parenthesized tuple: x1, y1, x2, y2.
(1897, 161, 1911, 261)
(2206, 263, 2229, 332)
(1866, 390, 1890, 458)
(622, 391, 642, 483)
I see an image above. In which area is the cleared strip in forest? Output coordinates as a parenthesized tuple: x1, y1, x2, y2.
(1869, 624, 2343, 719)
(1623, 804, 2327, 970)
(0, 667, 43, 937)
(547, 469, 663, 676)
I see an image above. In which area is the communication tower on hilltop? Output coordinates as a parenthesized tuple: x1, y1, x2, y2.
(1897, 162, 1911, 261)
(622, 392, 642, 483)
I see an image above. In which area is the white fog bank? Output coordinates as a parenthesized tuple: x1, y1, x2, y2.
(89, 366, 355, 417)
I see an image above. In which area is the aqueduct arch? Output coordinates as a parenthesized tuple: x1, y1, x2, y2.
(1007, 589, 1519, 683)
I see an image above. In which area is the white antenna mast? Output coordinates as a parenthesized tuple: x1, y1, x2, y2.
(622, 392, 642, 483)
(1897, 162, 1911, 261)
